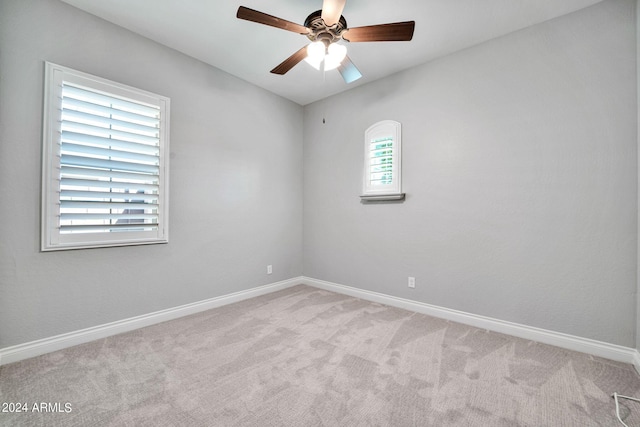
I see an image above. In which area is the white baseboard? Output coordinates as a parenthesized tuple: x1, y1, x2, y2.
(301, 276, 640, 366)
(0, 277, 300, 366)
(3, 276, 639, 369)
(633, 351, 640, 375)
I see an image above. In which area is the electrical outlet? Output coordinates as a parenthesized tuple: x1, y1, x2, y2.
(408, 277, 415, 288)
(267, 265, 273, 275)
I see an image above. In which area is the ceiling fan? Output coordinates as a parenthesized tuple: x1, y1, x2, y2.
(236, 0, 415, 84)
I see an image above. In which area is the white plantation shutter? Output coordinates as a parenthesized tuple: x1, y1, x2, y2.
(42, 62, 170, 250)
(368, 138, 394, 186)
(362, 120, 403, 200)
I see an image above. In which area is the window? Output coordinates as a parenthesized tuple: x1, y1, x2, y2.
(361, 120, 404, 200)
(42, 62, 170, 251)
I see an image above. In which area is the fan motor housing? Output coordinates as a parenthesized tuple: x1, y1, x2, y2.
(304, 10, 348, 44)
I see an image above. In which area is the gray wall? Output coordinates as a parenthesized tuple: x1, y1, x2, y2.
(303, 0, 637, 346)
(0, 0, 303, 348)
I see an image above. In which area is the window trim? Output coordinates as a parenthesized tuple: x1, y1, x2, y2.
(41, 62, 170, 251)
(361, 120, 404, 201)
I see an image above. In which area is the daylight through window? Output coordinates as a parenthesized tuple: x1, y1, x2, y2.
(361, 120, 403, 200)
(42, 62, 170, 250)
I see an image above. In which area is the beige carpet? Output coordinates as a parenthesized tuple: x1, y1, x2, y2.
(1, 285, 640, 426)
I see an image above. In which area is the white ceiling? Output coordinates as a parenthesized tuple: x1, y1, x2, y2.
(60, 0, 603, 106)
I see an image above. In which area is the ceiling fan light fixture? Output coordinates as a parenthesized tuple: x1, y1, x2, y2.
(305, 41, 325, 70)
(324, 42, 347, 70)
(307, 41, 325, 61)
(305, 41, 347, 71)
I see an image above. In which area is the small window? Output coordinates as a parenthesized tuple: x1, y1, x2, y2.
(361, 120, 404, 201)
(42, 62, 170, 251)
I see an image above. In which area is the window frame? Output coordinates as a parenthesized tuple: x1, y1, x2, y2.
(41, 62, 170, 251)
(361, 120, 404, 201)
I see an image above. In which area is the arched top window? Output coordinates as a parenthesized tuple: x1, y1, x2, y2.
(361, 120, 404, 201)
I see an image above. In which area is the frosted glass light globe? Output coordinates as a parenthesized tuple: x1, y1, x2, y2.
(324, 43, 347, 71)
(305, 41, 325, 69)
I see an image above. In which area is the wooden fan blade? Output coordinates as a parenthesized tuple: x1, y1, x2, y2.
(338, 56, 362, 84)
(237, 6, 308, 34)
(343, 21, 415, 42)
(321, 0, 347, 26)
(270, 46, 308, 75)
